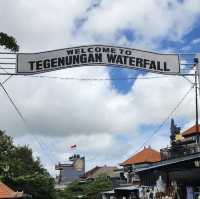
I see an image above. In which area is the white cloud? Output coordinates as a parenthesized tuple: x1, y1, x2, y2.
(0, 0, 199, 175)
(192, 38, 200, 45)
(76, 0, 200, 48)
(2, 70, 194, 137)
(0, 0, 92, 51)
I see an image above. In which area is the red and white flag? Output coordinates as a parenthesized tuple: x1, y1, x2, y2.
(70, 144, 77, 149)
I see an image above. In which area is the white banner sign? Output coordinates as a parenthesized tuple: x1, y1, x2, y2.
(16, 45, 180, 74)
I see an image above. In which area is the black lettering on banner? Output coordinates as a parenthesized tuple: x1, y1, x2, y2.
(80, 54, 87, 63)
(73, 55, 80, 64)
(95, 47, 101, 52)
(36, 60, 43, 70)
(44, 59, 50, 68)
(157, 61, 163, 71)
(123, 56, 129, 65)
(81, 48, 87, 53)
(58, 57, 65, 67)
(88, 48, 93, 53)
(75, 48, 80, 54)
(111, 48, 116, 53)
(22, 46, 177, 74)
(149, 61, 156, 70)
(116, 55, 123, 64)
(107, 54, 117, 63)
(129, 57, 135, 66)
(66, 49, 73, 55)
(125, 50, 131, 55)
(143, 59, 150, 68)
(119, 49, 124, 54)
(95, 53, 102, 63)
(88, 53, 95, 63)
(51, 58, 57, 68)
(29, 61, 35, 71)
(102, 47, 110, 53)
(164, 62, 170, 71)
(66, 56, 72, 65)
(136, 58, 143, 68)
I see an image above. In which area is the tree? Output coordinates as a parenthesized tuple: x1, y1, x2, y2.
(4, 173, 57, 199)
(84, 176, 112, 199)
(0, 130, 58, 199)
(60, 176, 112, 199)
(9, 145, 46, 177)
(0, 130, 15, 176)
(0, 32, 19, 52)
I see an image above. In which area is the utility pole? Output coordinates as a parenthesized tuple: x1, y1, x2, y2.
(195, 70, 199, 133)
(194, 57, 199, 134)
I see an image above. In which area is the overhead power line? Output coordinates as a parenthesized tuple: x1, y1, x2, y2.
(22, 75, 176, 81)
(1, 75, 13, 85)
(135, 84, 194, 153)
(0, 82, 26, 122)
(0, 81, 58, 165)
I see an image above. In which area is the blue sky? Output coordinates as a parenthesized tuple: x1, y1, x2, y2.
(0, 0, 200, 175)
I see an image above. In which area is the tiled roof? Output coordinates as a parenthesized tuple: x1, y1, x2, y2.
(85, 166, 118, 179)
(0, 182, 23, 198)
(121, 147, 161, 166)
(182, 124, 200, 137)
(84, 166, 101, 178)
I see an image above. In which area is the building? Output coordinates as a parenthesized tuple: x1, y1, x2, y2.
(102, 120, 200, 199)
(84, 165, 121, 187)
(0, 181, 30, 198)
(102, 185, 140, 199)
(84, 165, 118, 179)
(136, 119, 200, 199)
(120, 146, 161, 184)
(55, 154, 85, 186)
(160, 119, 200, 160)
(101, 147, 161, 199)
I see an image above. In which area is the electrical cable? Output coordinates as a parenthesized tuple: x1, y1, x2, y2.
(182, 76, 194, 85)
(22, 74, 176, 81)
(134, 84, 194, 154)
(0, 82, 26, 122)
(0, 81, 58, 165)
(1, 75, 13, 85)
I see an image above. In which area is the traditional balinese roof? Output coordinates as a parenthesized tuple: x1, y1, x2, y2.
(182, 124, 200, 137)
(121, 147, 161, 166)
(136, 152, 200, 173)
(84, 166, 101, 178)
(84, 165, 118, 179)
(0, 182, 23, 198)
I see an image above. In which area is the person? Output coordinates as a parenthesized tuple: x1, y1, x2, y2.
(149, 191, 153, 199)
(139, 187, 145, 199)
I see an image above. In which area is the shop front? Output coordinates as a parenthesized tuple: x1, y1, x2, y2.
(136, 153, 200, 199)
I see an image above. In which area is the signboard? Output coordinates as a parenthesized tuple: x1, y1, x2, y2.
(16, 45, 180, 75)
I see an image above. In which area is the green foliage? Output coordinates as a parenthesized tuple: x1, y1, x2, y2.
(0, 32, 19, 52)
(0, 130, 15, 174)
(60, 176, 112, 199)
(9, 145, 46, 177)
(60, 181, 87, 199)
(84, 177, 112, 199)
(0, 130, 58, 199)
(3, 173, 57, 199)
